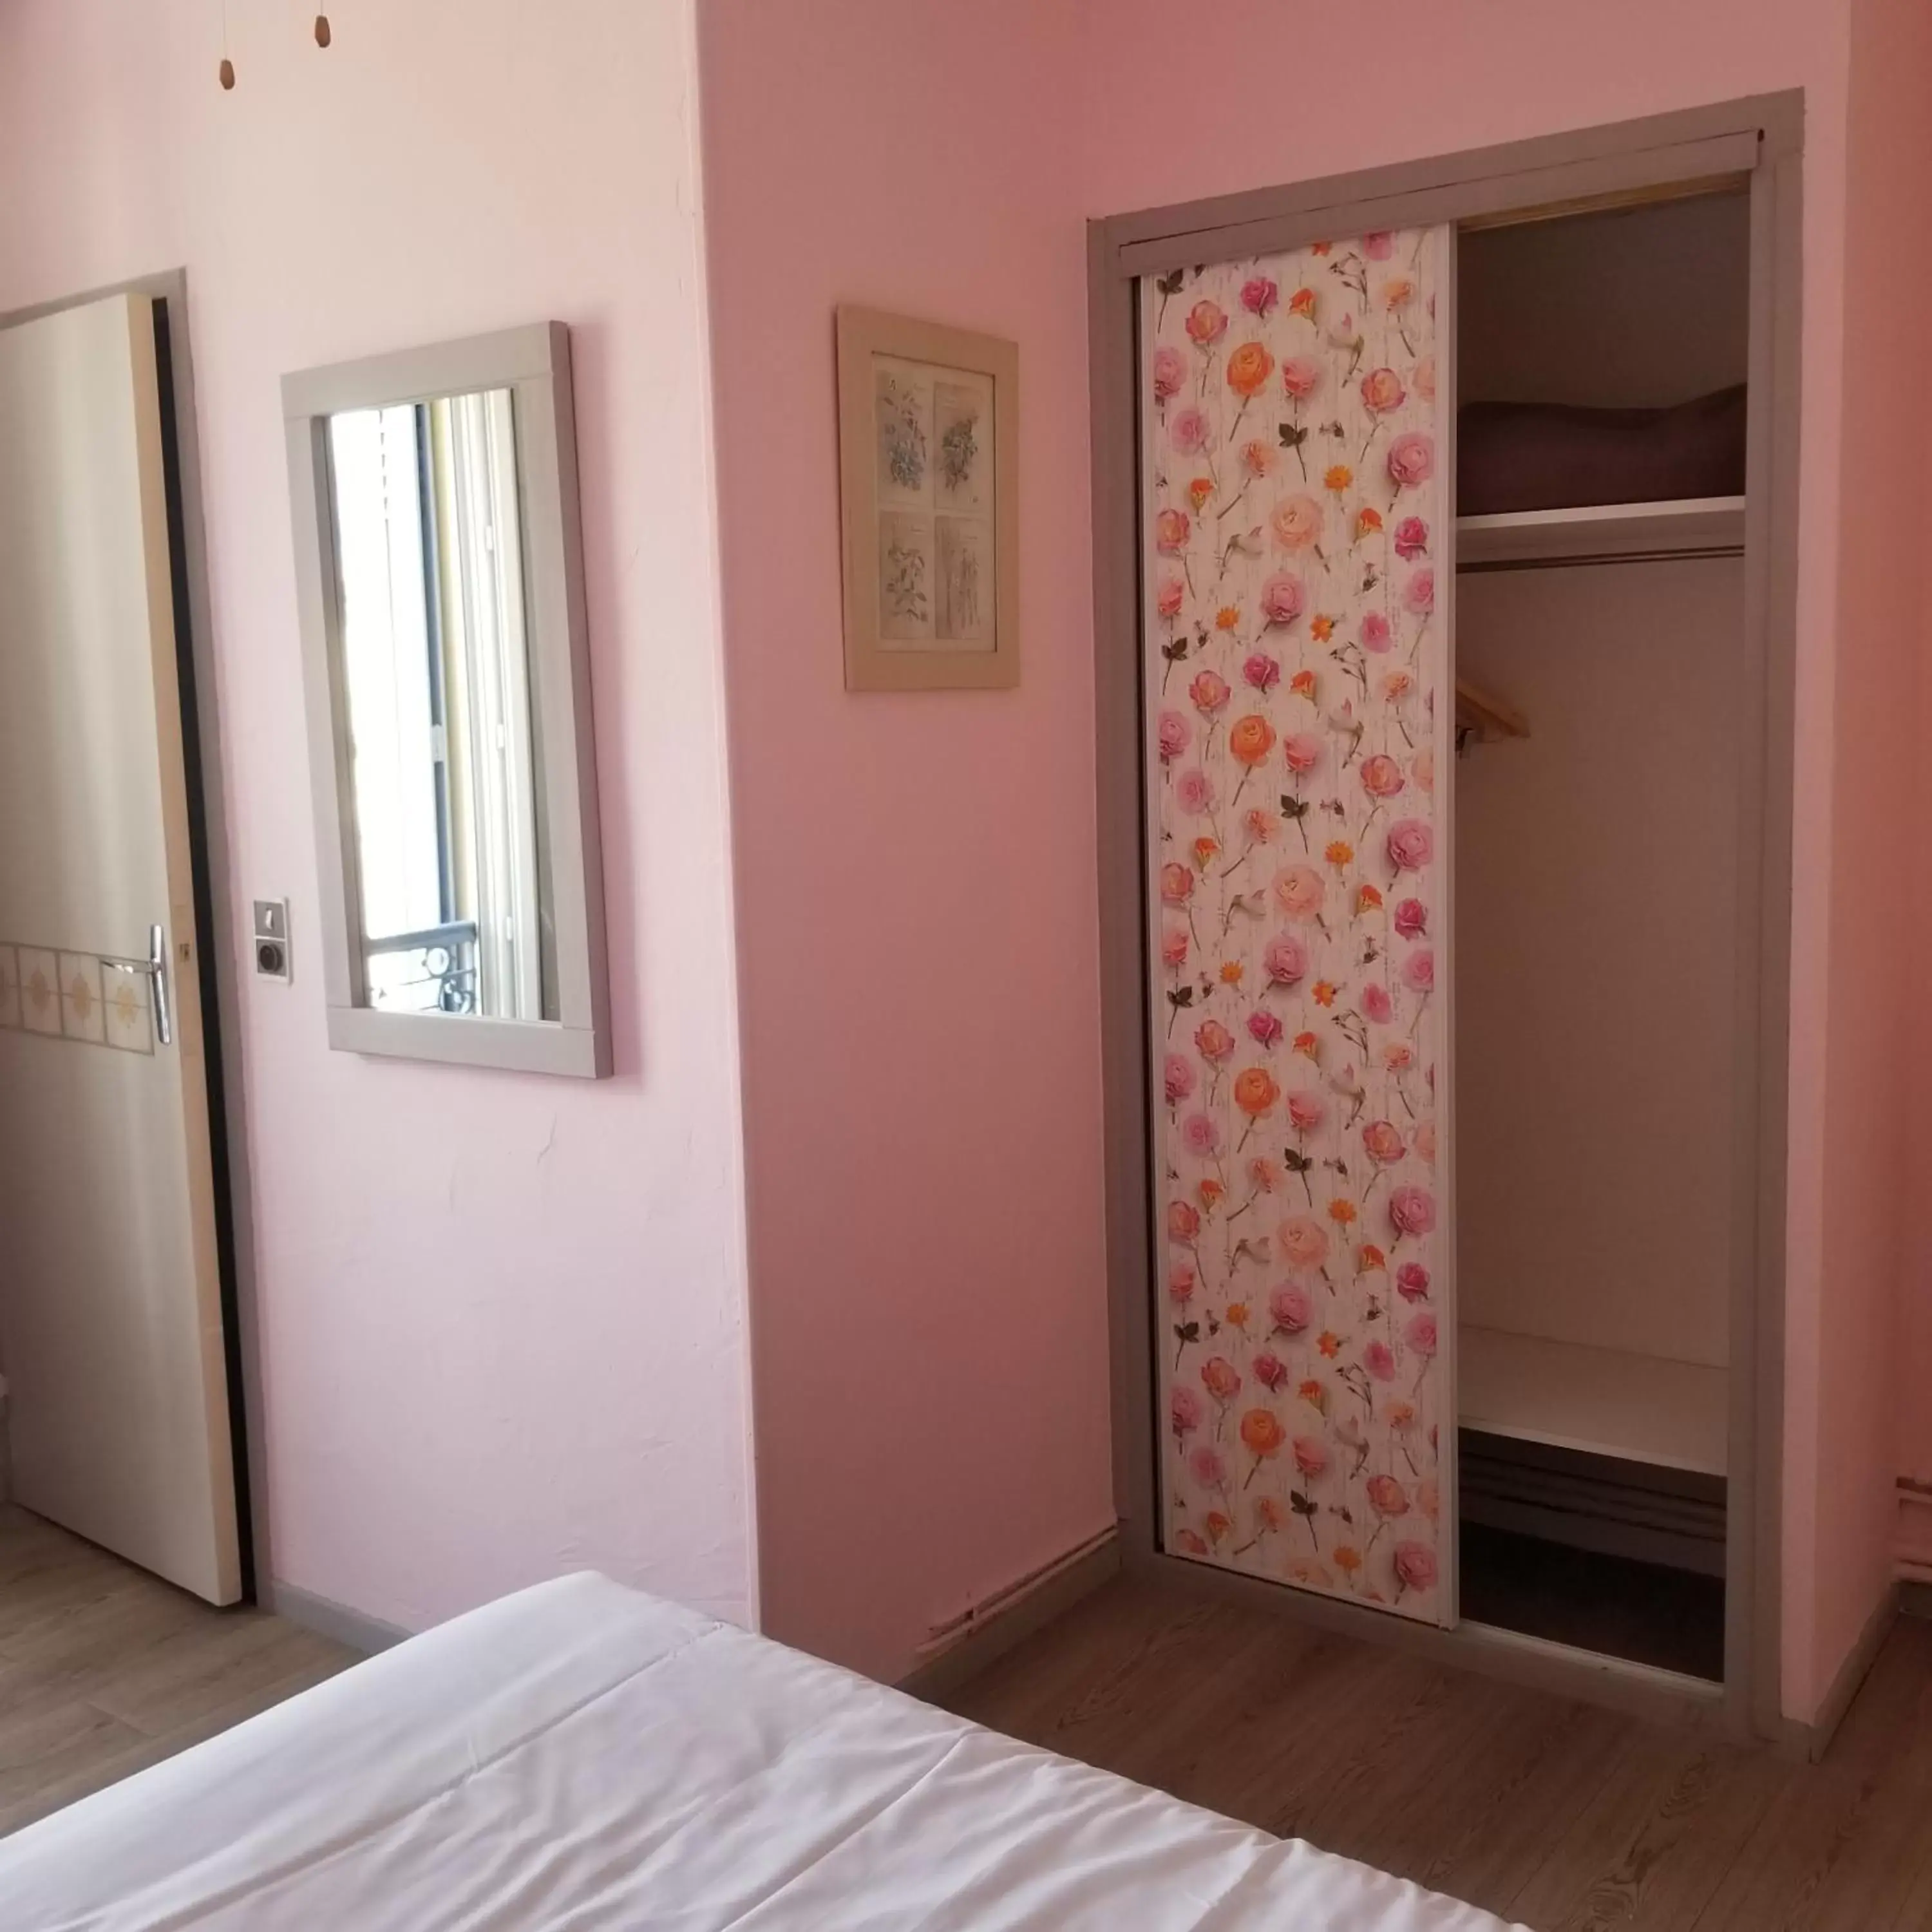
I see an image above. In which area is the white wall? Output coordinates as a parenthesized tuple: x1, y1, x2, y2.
(1457, 560, 1746, 1370)
(0, 0, 754, 1633)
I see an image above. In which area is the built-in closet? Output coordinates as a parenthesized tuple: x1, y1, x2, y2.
(1453, 190, 1749, 1681)
(1119, 111, 1786, 1714)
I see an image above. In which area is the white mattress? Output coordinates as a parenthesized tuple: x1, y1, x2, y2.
(0, 1573, 1517, 1929)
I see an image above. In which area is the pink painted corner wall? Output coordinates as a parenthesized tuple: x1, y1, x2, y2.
(1786, 0, 1924, 1671)
(703, 0, 1880, 1712)
(698, 0, 1113, 1680)
(1860, 0, 1932, 1552)
(0, 0, 755, 1632)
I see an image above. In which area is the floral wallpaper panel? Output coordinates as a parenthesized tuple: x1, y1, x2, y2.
(1144, 228, 1451, 1625)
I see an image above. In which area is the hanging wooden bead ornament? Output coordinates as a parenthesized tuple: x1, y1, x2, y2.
(314, 14, 332, 46)
(219, 55, 235, 88)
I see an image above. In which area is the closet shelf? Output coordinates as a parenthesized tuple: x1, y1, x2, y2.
(1456, 495, 1745, 570)
(1458, 1325, 1727, 1476)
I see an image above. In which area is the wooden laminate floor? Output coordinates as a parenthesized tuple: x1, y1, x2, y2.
(5, 1503, 1928, 1926)
(0, 1503, 355, 1838)
(945, 1573, 1932, 1931)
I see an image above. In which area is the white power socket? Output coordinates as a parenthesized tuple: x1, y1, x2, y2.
(252, 900, 292, 983)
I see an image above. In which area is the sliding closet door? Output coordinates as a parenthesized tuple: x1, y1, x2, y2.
(1143, 229, 1455, 1624)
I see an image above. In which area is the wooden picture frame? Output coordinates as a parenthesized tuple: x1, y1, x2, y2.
(836, 306, 1019, 690)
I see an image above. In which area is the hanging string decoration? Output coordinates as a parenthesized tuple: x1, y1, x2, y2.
(216, 5, 336, 88)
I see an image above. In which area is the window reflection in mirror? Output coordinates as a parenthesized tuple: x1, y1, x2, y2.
(327, 390, 555, 1022)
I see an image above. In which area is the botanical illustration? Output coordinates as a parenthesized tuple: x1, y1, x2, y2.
(873, 355, 996, 649)
(934, 379, 988, 509)
(940, 412, 978, 493)
(937, 515, 990, 642)
(878, 511, 934, 641)
(1145, 229, 1448, 1624)
(875, 368, 930, 501)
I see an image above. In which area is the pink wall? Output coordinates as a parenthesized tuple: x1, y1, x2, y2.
(703, 0, 1880, 1712)
(699, 0, 1112, 1679)
(1865, 0, 1932, 1560)
(1804, 0, 1932, 1698)
(1779, 0, 1922, 1667)
(0, 0, 755, 1633)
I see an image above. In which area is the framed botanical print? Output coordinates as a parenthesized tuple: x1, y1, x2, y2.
(836, 306, 1019, 690)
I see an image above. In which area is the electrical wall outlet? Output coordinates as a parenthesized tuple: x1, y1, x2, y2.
(252, 900, 292, 983)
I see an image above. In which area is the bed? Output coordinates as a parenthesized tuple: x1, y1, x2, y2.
(0, 1572, 1517, 1929)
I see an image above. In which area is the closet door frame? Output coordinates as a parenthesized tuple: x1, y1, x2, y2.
(1089, 91, 1803, 1743)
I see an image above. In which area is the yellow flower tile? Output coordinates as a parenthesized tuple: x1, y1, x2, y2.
(59, 952, 106, 1045)
(19, 947, 61, 1036)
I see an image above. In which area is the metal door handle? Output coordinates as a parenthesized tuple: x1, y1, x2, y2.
(104, 923, 172, 1045)
(149, 923, 171, 1046)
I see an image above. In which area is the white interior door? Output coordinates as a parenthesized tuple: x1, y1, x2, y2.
(0, 293, 242, 1605)
(1141, 229, 1456, 1625)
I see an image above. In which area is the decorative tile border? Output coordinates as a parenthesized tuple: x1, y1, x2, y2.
(0, 942, 154, 1055)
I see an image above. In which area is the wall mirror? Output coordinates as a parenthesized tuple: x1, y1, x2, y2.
(283, 323, 610, 1077)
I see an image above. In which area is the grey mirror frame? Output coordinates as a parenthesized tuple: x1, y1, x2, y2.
(282, 322, 611, 1079)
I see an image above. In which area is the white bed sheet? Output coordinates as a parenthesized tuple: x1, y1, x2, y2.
(0, 1573, 1519, 1930)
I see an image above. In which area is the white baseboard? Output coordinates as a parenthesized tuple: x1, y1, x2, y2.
(266, 1578, 411, 1656)
(897, 1528, 1121, 1705)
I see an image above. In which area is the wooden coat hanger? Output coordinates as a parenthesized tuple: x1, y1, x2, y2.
(1455, 677, 1529, 753)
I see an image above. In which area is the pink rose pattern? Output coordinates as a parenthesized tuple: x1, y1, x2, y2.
(1146, 231, 1447, 1623)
